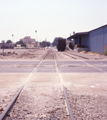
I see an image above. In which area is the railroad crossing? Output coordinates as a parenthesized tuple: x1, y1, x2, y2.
(0, 48, 107, 120)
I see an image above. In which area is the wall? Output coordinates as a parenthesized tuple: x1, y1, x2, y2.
(104, 26, 107, 51)
(26, 44, 35, 48)
(81, 35, 89, 48)
(89, 27, 104, 53)
(20, 36, 35, 44)
(89, 26, 107, 53)
(75, 38, 79, 44)
(74, 35, 89, 48)
(74, 25, 107, 53)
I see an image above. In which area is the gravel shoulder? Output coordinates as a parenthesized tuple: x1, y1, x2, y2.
(0, 73, 29, 116)
(62, 73, 107, 120)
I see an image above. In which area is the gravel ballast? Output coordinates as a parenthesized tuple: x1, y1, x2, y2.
(6, 73, 70, 120)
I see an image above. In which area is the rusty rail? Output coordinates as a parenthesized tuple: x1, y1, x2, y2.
(0, 49, 50, 120)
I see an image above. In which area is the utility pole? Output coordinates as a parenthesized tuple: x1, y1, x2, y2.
(35, 30, 38, 48)
(12, 34, 14, 42)
(35, 30, 38, 41)
(2, 40, 4, 56)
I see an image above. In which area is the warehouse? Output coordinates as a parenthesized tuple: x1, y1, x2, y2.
(68, 25, 107, 53)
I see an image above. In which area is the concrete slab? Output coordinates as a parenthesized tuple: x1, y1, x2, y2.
(95, 66, 107, 71)
(57, 61, 85, 65)
(58, 66, 102, 73)
(0, 67, 34, 73)
(41, 61, 55, 65)
(0, 61, 39, 65)
(85, 61, 104, 65)
(37, 69, 56, 73)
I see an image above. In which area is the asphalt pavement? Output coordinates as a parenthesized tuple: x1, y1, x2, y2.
(0, 60, 107, 73)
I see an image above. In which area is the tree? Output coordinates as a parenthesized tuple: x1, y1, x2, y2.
(15, 40, 26, 47)
(46, 41, 50, 46)
(52, 38, 58, 46)
(6, 40, 12, 44)
(40, 41, 50, 47)
(40, 41, 47, 47)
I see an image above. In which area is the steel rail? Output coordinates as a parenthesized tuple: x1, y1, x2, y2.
(64, 51, 107, 73)
(66, 51, 89, 59)
(52, 49, 75, 120)
(65, 51, 107, 73)
(0, 49, 50, 120)
(63, 52, 77, 59)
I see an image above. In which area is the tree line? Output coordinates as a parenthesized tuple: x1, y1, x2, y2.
(2, 40, 51, 48)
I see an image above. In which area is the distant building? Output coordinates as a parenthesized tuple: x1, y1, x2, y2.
(67, 25, 107, 53)
(16, 44, 21, 49)
(0, 43, 15, 49)
(20, 36, 38, 48)
(26, 42, 37, 49)
(20, 36, 36, 44)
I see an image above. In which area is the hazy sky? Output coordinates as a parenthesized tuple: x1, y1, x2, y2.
(0, 0, 107, 43)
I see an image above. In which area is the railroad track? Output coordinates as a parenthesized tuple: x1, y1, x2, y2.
(63, 52, 77, 60)
(67, 51, 89, 59)
(63, 50, 107, 73)
(0, 48, 74, 120)
(52, 49, 74, 120)
(63, 51, 89, 60)
(0, 49, 51, 120)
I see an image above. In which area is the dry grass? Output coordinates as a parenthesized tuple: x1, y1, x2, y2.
(0, 48, 47, 60)
(80, 51, 87, 53)
(80, 51, 106, 56)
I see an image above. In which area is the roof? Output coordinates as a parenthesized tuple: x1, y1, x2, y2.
(67, 32, 89, 39)
(67, 24, 107, 40)
(89, 24, 107, 32)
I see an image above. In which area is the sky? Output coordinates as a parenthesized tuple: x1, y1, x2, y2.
(0, 0, 107, 43)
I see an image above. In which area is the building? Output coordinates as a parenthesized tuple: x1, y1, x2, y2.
(26, 42, 37, 49)
(20, 36, 35, 44)
(20, 36, 37, 48)
(67, 25, 107, 53)
(16, 44, 21, 49)
(0, 43, 15, 49)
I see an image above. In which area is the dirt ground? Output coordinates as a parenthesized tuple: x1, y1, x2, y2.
(0, 48, 48, 60)
(0, 48, 48, 116)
